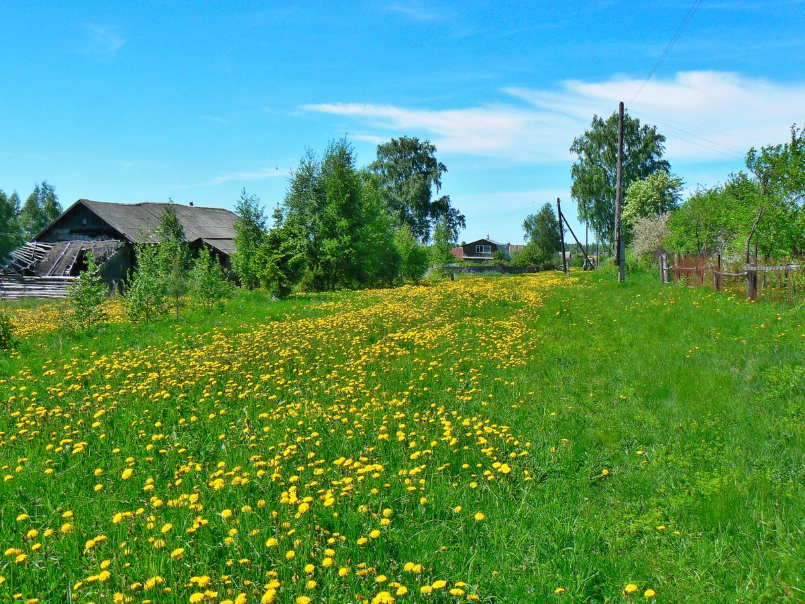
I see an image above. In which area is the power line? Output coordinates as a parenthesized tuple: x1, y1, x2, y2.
(659, 129, 745, 161)
(627, 0, 702, 108)
(629, 110, 764, 145)
(629, 109, 748, 156)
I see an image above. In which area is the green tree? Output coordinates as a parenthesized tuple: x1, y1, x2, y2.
(262, 138, 400, 294)
(394, 224, 429, 282)
(232, 189, 267, 289)
(429, 217, 455, 279)
(157, 202, 190, 319)
(358, 171, 401, 286)
(370, 136, 465, 242)
(744, 124, 805, 261)
(570, 113, 669, 247)
(124, 244, 168, 323)
(20, 181, 61, 238)
(190, 246, 234, 311)
(522, 203, 562, 264)
(623, 171, 683, 227)
(0, 191, 23, 260)
(68, 251, 107, 330)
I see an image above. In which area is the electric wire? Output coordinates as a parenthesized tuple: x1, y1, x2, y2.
(627, 0, 702, 108)
(629, 110, 748, 157)
(628, 110, 764, 145)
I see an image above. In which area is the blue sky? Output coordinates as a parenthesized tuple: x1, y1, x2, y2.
(2, 1, 804, 244)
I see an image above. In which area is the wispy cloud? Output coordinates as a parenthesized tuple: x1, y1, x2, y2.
(302, 102, 574, 163)
(382, 1, 444, 21)
(82, 24, 125, 57)
(206, 167, 288, 186)
(304, 71, 805, 165)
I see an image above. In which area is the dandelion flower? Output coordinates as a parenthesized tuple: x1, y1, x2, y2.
(624, 584, 639, 595)
(474, 512, 485, 521)
(644, 589, 656, 598)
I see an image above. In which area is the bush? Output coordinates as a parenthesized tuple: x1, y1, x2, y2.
(628, 213, 671, 268)
(190, 247, 234, 311)
(125, 244, 168, 323)
(0, 311, 16, 351)
(68, 251, 107, 330)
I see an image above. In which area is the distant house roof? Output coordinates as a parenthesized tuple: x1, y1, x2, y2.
(450, 247, 464, 260)
(68, 200, 238, 243)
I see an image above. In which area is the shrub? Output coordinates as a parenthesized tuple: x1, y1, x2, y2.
(0, 310, 16, 351)
(190, 247, 234, 311)
(125, 244, 168, 323)
(68, 251, 107, 330)
(628, 213, 671, 267)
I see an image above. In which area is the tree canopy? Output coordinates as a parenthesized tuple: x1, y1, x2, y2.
(667, 125, 805, 260)
(20, 181, 61, 239)
(623, 170, 683, 227)
(259, 138, 404, 294)
(370, 136, 465, 242)
(232, 188, 267, 289)
(0, 190, 22, 260)
(570, 113, 669, 246)
(518, 203, 562, 265)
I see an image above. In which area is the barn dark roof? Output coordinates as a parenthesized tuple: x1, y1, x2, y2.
(74, 200, 238, 243)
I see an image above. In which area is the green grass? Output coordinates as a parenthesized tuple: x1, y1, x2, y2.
(1, 271, 804, 603)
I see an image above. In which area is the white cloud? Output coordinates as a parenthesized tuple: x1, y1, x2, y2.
(304, 71, 805, 165)
(302, 102, 575, 163)
(206, 168, 288, 185)
(83, 24, 125, 56)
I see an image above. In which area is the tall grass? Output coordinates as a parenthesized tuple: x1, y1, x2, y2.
(0, 271, 803, 602)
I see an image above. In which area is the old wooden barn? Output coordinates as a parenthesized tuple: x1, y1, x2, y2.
(0, 199, 238, 299)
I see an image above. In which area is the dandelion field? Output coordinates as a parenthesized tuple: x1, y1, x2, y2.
(1, 272, 805, 602)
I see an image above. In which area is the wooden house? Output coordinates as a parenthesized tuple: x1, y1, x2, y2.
(1, 200, 238, 299)
(460, 238, 510, 262)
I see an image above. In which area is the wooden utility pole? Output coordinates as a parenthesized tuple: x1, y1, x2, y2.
(585, 222, 589, 269)
(557, 197, 568, 275)
(614, 101, 626, 282)
(560, 210, 593, 270)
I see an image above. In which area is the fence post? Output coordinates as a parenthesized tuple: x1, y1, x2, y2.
(660, 254, 667, 283)
(746, 265, 757, 301)
(787, 267, 792, 307)
(716, 254, 721, 291)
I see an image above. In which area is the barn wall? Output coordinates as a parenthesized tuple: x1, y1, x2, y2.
(37, 204, 124, 242)
(99, 244, 134, 293)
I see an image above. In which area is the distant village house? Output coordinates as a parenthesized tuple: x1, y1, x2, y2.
(451, 238, 512, 262)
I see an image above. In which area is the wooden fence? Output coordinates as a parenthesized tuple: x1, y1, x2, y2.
(661, 253, 805, 306)
(0, 276, 76, 300)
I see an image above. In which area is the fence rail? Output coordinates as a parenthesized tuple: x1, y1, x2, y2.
(661, 253, 805, 306)
(0, 275, 76, 300)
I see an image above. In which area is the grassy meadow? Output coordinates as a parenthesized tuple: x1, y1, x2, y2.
(1, 270, 804, 603)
